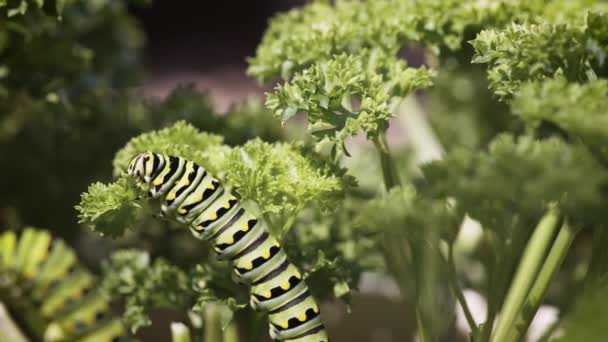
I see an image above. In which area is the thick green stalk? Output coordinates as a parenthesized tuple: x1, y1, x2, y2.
(222, 320, 239, 342)
(203, 304, 222, 342)
(171, 322, 192, 342)
(416, 308, 432, 342)
(374, 132, 400, 190)
(490, 209, 560, 342)
(506, 221, 579, 342)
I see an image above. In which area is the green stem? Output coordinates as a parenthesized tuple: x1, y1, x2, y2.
(506, 221, 579, 342)
(479, 235, 504, 342)
(374, 130, 436, 340)
(416, 308, 432, 342)
(222, 320, 239, 342)
(203, 304, 222, 342)
(171, 322, 192, 342)
(280, 204, 303, 238)
(490, 208, 560, 342)
(374, 132, 400, 191)
(445, 246, 477, 333)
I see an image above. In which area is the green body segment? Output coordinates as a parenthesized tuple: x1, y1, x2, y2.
(128, 152, 329, 342)
(0, 229, 129, 342)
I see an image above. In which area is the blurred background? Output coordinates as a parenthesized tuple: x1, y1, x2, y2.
(133, 1, 305, 109)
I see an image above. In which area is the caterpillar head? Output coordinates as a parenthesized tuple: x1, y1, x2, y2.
(128, 151, 158, 183)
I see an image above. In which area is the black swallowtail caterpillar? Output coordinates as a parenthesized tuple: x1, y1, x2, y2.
(0, 228, 128, 342)
(127, 152, 329, 342)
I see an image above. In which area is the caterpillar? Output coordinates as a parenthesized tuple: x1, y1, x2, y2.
(0, 228, 129, 342)
(127, 152, 329, 342)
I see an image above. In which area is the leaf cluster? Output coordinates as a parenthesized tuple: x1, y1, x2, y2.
(512, 78, 608, 162)
(100, 250, 198, 333)
(222, 139, 355, 221)
(266, 50, 433, 147)
(79, 121, 353, 239)
(421, 134, 608, 236)
(356, 186, 461, 245)
(0, 0, 144, 236)
(248, 0, 555, 83)
(471, 12, 608, 98)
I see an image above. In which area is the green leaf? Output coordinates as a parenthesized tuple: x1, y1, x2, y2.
(221, 139, 355, 227)
(421, 134, 608, 236)
(75, 177, 142, 238)
(112, 121, 225, 177)
(470, 12, 608, 98)
(512, 77, 608, 162)
(100, 250, 198, 333)
(266, 51, 434, 146)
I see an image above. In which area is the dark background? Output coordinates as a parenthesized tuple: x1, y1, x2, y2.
(129, 1, 307, 110)
(130, 1, 306, 69)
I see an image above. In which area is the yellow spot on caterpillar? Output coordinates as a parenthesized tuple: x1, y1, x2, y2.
(194, 194, 203, 202)
(214, 247, 221, 253)
(242, 224, 249, 232)
(178, 208, 187, 214)
(294, 271, 302, 279)
(195, 225, 204, 231)
(226, 236, 234, 245)
(280, 321, 289, 329)
(245, 262, 253, 270)
(298, 313, 307, 321)
(280, 282, 290, 290)
(223, 202, 230, 209)
(312, 305, 319, 314)
(264, 291, 272, 299)
(166, 192, 176, 200)
(210, 213, 217, 220)
(153, 177, 164, 186)
(274, 242, 280, 248)
(262, 250, 270, 259)
(230, 195, 237, 200)
(209, 183, 215, 190)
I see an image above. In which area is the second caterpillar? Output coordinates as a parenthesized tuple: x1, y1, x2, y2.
(127, 151, 328, 342)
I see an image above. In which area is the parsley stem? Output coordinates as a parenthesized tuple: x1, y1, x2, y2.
(416, 308, 433, 342)
(445, 246, 477, 333)
(223, 319, 239, 342)
(374, 132, 400, 190)
(491, 208, 560, 342)
(203, 304, 222, 342)
(506, 220, 579, 342)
